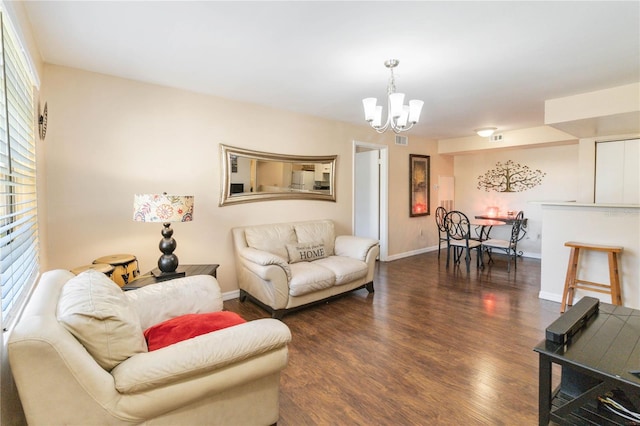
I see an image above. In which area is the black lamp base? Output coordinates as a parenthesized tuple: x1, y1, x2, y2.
(151, 268, 186, 282)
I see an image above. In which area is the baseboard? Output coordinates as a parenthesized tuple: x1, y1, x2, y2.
(539, 291, 562, 303)
(521, 251, 541, 259)
(223, 289, 240, 301)
(385, 246, 437, 261)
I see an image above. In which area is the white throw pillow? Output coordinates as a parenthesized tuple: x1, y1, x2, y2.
(245, 224, 297, 259)
(57, 269, 147, 371)
(286, 241, 327, 264)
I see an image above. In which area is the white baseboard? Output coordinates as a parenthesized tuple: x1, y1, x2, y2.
(223, 289, 240, 301)
(539, 291, 562, 303)
(384, 246, 437, 261)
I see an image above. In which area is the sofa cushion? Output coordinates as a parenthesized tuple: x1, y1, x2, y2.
(144, 312, 246, 351)
(57, 269, 147, 371)
(245, 223, 297, 259)
(286, 241, 327, 264)
(294, 220, 335, 256)
(288, 262, 335, 296)
(313, 256, 369, 285)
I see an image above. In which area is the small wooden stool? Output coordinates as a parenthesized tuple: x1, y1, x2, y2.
(560, 241, 623, 313)
(93, 254, 140, 287)
(70, 263, 115, 277)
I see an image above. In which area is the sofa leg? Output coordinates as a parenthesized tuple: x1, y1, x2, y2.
(365, 282, 374, 293)
(239, 289, 247, 302)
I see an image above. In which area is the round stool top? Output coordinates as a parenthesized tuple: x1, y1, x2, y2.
(93, 254, 137, 265)
(71, 263, 115, 275)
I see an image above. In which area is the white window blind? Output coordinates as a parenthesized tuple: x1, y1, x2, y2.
(0, 11, 38, 327)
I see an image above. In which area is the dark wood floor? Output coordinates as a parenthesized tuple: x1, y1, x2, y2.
(224, 250, 562, 425)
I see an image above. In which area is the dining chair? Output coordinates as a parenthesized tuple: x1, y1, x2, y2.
(435, 206, 448, 258)
(482, 211, 524, 272)
(444, 210, 483, 272)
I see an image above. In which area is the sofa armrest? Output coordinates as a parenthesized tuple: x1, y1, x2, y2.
(334, 235, 379, 261)
(238, 247, 291, 281)
(111, 319, 291, 393)
(125, 275, 223, 330)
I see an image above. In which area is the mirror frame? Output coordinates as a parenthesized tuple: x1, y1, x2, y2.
(219, 144, 337, 206)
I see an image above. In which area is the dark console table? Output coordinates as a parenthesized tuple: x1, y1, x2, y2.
(122, 264, 219, 290)
(534, 303, 640, 425)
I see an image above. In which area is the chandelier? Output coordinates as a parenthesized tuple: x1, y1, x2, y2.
(362, 59, 424, 134)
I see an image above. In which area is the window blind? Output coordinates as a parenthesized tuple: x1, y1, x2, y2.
(0, 12, 38, 328)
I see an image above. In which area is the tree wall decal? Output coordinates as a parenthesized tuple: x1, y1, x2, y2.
(477, 160, 546, 192)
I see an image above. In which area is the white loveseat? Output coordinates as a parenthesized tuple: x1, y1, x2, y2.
(232, 219, 379, 319)
(8, 269, 291, 425)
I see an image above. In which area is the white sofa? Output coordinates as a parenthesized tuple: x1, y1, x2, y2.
(232, 219, 379, 319)
(8, 269, 291, 425)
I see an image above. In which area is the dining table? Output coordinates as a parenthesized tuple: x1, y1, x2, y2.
(474, 214, 518, 224)
(470, 218, 507, 241)
(475, 214, 529, 241)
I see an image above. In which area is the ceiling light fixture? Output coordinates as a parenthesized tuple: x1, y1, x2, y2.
(362, 59, 424, 134)
(475, 127, 497, 138)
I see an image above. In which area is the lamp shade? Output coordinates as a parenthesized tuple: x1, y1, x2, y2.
(388, 92, 405, 118)
(408, 100, 424, 123)
(362, 98, 378, 122)
(133, 194, 194, 223)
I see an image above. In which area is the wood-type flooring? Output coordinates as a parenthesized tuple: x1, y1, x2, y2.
(224, 250, 562, 425)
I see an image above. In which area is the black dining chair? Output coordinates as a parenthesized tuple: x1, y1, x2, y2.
(482, 211, 524, 272)
(444, 210, 483, 272)
(435, 206, 447, 259)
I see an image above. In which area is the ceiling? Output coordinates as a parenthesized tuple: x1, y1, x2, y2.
(21, 1, 640, 140)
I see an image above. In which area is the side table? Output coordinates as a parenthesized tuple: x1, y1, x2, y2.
(122, 264, 219, 291)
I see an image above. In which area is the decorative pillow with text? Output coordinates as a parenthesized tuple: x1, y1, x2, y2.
(286, 242, 327, 264)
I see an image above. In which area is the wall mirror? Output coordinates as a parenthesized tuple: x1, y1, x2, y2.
(219, 144, 337, 206)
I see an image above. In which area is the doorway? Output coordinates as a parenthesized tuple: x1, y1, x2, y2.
(353, 141, 388, 260)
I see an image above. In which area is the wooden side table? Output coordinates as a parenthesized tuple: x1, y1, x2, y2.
(122, 264, 219, 291)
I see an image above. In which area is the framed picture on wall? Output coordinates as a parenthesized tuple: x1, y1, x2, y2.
(409, 154, 430, 217)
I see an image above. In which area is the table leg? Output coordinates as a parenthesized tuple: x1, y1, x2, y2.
(538, 354, 552, 426)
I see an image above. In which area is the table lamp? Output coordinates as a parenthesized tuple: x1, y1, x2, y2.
(133, 193, 194, 281)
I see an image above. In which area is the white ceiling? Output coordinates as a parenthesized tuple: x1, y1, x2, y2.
(21, 1, 640, 140)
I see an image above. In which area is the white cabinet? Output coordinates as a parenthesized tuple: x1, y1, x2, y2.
(595, 139, 639, 204)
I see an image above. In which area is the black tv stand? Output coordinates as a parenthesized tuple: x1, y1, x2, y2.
(534, 303, 640, 425)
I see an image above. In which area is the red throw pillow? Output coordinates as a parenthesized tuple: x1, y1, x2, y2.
(144, 311, 246, 351)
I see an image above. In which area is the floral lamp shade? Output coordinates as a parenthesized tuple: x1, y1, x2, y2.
(132, 193, 194, 279)
(133, 194, 194, 223)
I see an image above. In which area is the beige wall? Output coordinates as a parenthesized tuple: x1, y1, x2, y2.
(40, 64, 451, 293)
(453, 144, 580, 256)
